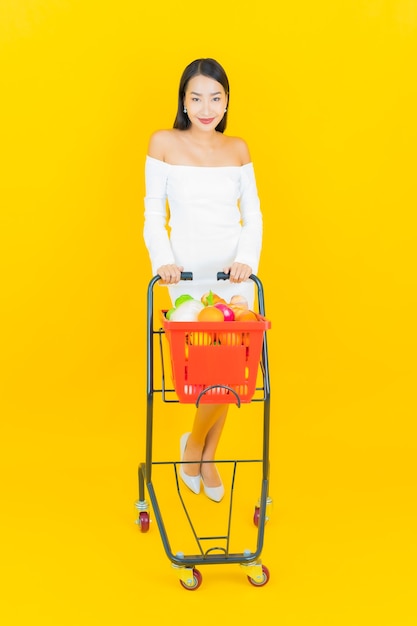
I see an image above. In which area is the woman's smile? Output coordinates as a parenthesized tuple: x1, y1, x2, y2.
(198, 117, 216, 124)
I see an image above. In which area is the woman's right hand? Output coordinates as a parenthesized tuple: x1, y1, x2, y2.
(156, 264, 184, 284)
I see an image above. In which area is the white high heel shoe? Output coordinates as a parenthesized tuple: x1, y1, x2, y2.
(179, 433, 201, 495)
(201, 464, 224, 503)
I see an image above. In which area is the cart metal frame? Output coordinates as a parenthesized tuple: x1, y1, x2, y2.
(136, 272, 272, 589)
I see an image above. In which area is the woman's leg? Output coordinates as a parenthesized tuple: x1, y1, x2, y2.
(201, 408, 228, 487)
(182, 404, 228, 485)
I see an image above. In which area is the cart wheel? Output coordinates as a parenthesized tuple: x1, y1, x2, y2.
(248, 565, 270, 587)
(179, 568, 202, 591)
(138, 511, 150, 533)
(253, 506, 260, 527)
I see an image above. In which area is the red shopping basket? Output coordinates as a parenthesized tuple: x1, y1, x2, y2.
(162, 315, 271, 404)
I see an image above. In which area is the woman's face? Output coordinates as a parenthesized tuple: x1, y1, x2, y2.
(183, 74, 228, 131)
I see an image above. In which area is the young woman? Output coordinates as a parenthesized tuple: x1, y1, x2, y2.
(143, 58, 263, 502)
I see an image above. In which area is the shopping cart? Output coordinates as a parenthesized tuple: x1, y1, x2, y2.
(135, 272, 272, 589)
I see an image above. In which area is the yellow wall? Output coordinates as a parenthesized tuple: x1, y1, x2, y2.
(1, 1, 416, 624)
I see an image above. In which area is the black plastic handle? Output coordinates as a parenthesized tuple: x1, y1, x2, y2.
(217, 271, 258, 285)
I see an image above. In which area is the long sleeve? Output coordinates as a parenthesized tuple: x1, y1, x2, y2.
(234, 163, 263, 273)
(143, 156, 176, 275)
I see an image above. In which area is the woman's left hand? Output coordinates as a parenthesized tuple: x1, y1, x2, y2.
(156, 264, 184, 284)
(224, 262, 252, 283)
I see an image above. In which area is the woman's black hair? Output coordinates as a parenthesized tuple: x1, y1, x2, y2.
(173, 58, 229, 132)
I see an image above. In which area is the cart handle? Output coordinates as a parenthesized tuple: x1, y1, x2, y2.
(217, 270, 259, 286)
(156, 271, 258, 284)
(148, 271, 266, 316)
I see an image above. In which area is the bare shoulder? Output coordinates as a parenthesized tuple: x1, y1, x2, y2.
(224, 135, 252, 165)
(147, 129, 179, 161)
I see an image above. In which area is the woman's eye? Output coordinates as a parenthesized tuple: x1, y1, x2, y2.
(213, 97, 220, 102)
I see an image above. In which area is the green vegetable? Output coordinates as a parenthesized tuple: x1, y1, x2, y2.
(174, 294, 193, 308)
(166, 307, 176, 320)
(170, 299, 204, 321)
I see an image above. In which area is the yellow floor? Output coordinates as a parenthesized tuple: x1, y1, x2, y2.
(2, 366, 416, 625)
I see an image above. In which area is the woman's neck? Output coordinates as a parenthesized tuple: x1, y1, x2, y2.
(186, 127, 222, 149)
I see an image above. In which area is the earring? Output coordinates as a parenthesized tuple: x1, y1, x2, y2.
(224, 108, 227, 113)
(183, 107, 187, 114)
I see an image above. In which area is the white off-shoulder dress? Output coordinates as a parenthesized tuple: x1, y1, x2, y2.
(143, 156, 263, 308)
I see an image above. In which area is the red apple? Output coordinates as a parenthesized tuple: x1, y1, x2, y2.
(214, 302, 235, 322)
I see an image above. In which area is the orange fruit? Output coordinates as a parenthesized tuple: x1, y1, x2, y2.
(238, 310, 258, 321)
(218, 331, 242, 346)
(197, 306, 224, 322)
(200, 291, 226, 306)
(232, 307, 258, 321)
(189, 331, 212, 346)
